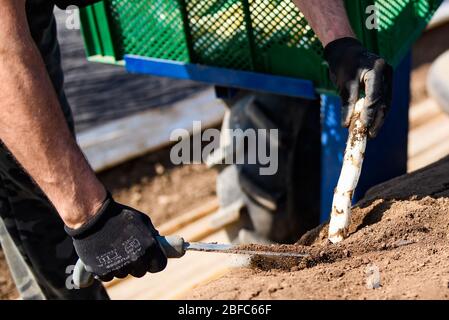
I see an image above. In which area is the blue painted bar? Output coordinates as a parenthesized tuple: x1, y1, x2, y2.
(124, 55, 317, 100)
(320, 93, 347, 222)
(320, 52, 411, 222)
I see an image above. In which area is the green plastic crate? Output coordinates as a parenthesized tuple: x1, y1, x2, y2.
(80, 0, 442, 91)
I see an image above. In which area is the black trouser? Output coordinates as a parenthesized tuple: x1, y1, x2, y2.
(0, 4, 108, 299)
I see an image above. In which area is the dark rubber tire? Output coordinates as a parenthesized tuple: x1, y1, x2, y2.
(215, 91, 321, 244)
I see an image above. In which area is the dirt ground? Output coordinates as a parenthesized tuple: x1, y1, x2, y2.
(186, 155, 449, 300)
(98, 143, 217, 227)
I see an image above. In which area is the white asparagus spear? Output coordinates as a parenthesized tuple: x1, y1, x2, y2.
(328, 98, 368, 243)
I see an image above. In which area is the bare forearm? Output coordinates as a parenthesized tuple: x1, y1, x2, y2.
(293, 0, 355, 46)
(0, 1, 105, 228)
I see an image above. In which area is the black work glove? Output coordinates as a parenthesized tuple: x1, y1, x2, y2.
(324, 37, 393, 138)
(65, 193, 167, 282)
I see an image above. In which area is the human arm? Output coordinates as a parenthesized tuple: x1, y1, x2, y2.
(0, 0, 166, 279)
(0, 0, 105, 228)
(293, 0, 355, 46)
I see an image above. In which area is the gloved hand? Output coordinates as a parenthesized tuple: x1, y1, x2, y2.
(324, 37, 393, 138)
(65, 193, 167, 282)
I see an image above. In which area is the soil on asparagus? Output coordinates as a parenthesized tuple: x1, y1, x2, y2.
(185, 155, 449, 300)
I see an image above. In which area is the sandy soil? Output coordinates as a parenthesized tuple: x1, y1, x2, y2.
(99, 144, 217, 227)
(186, 156, 449, 300)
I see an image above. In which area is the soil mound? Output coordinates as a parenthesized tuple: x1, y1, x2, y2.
(186, 156, 449, 300)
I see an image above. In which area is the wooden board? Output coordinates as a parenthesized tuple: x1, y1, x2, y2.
(408, 113, 449, 157)
(77, 89, 226, 172)
(427, 50, 449, 114)
(408, 99, 449, 172)
(158, 199, 219, 236)
(409, 98, 443, 129)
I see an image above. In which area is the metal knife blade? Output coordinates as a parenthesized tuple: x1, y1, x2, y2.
(184, 241, 309, 258)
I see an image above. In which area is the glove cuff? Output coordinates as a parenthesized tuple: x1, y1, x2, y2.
(324, 37, 363, 63)
(64, 191, 116, 238)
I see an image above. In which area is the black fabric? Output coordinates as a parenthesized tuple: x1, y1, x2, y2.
(65, 194, 167, 282)
(53, 0, 101, 9)
(324, 37, 393, 138)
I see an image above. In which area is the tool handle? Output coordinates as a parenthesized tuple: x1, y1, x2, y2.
(73, 235, 185, 288)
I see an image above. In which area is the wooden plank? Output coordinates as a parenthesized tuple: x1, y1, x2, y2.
(427, 51, 449, 114)
(158, 199, 219, 236)
(77, 88, 226, 172)
(408, 102, 449, 172)
(408, 113, 449, 158)
(174, 208, 238, 243)
(408, 137, 449, 172)
(409, 98, 443, 130)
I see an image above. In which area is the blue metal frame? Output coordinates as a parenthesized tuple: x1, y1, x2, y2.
(124, 52, 411, 225)
(125, 55, 317, 100)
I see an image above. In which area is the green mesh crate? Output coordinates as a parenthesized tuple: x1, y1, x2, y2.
(80, 0, 442, 90)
